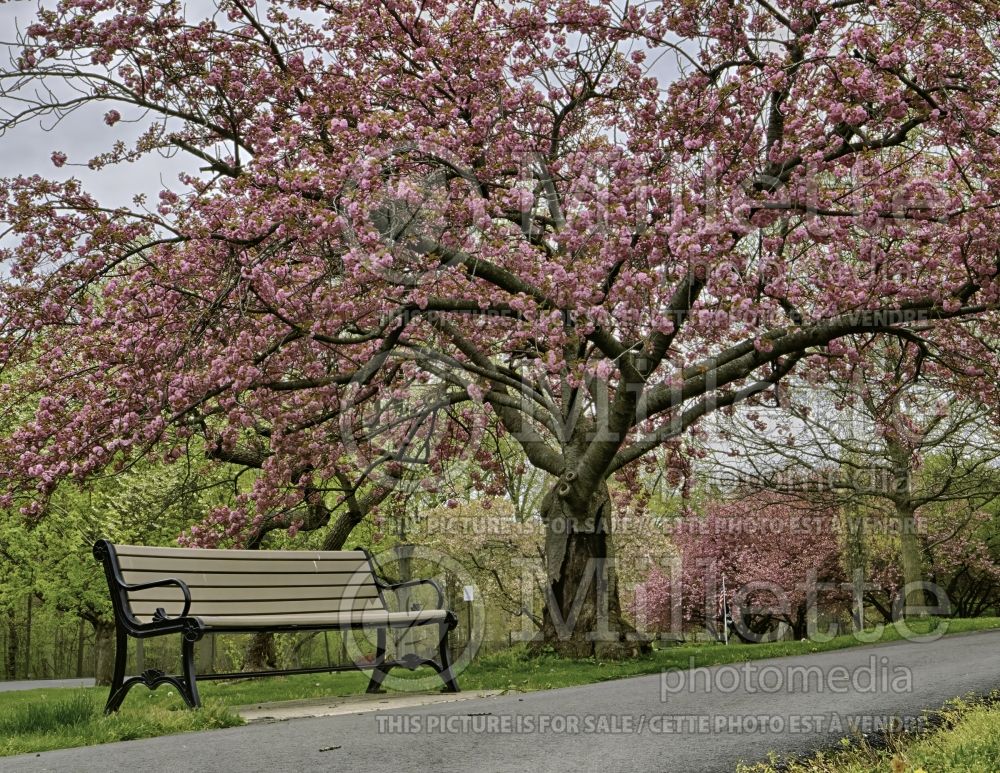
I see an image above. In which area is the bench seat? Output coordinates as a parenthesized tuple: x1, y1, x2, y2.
(93, 539, 460, 713)
(193, 609, 452, 629)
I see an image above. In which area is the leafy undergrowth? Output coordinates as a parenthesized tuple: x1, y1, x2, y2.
(738, 692, 1000, 773)
(1, 616, 998, 758)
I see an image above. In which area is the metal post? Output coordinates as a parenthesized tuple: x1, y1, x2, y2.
(463, 585, 475, 647)
(721, 574, 729, 646)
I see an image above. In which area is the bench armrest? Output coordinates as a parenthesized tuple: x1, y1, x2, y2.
(93, 540, 198, 633)
(357, 546, 447, 610)
(119, 577, 193, 621)
(378, 577, 446, 609)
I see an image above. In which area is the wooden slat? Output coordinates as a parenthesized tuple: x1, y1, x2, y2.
(119, 570, 376, 589)
(131, 609, 449, 626)
(127, 585, 381, 603)
(128, 598, 382, 616)
(114, 545, 367, 561)
(108, 543, 400, 624)
(116, 555, 369, 574)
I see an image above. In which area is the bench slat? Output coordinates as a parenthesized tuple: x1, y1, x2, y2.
(127, 584, 382, 603)
(116, 555, 370, 574)
(114, 545, 368, 561)
(133, 609, 450, 628)
(128, 597, 383, 617)
(119, 570, 373, 588)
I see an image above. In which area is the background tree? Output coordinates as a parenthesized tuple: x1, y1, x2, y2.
(0, 456, 224, 683)
(862, 476, 1000, 620)
(711, 339, 1000, 616)
(3, 0, 1000, 656)
(921, 493, 1000, 618)
(634, 494, 847, 641)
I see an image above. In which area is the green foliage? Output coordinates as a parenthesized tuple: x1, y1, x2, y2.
(0, 450, 247, 679)
(2, 454, 237, 617)
(903, 701, 1000, 772)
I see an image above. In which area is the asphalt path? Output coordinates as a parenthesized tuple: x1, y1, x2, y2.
(3, 630, 999, 773)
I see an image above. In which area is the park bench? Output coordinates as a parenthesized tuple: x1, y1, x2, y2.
(93, 539, 459, 713)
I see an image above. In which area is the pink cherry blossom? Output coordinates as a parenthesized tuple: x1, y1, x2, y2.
(0, 0, 997, 586)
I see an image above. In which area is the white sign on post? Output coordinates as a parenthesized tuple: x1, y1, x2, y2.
(463, 585, 475, 602)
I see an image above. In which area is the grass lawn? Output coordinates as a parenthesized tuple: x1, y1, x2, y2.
(739, 692, 1000, 772)
(1, 616, 998, 758)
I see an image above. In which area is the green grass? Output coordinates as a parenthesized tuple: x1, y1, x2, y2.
(0, 690, 95, 736)
(195, 616, 1000, 700)
(1, 616, 998, 758)
(0, 689, 240, 757)
(456, 616, 1000, 693)
(903, 699, 1000, 773)
(738, 692, 1000, 772)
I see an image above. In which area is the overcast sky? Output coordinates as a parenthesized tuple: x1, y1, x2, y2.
(1, 0, 687, 212)
(1, 0, 189, 233)
(0, 0, 689, 272)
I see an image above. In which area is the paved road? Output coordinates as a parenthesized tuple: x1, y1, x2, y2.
(3, 631, 999, 773)
(0, 678, 94, 693)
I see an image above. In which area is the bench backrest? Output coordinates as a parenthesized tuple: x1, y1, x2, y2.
(108, 544, 385, 624)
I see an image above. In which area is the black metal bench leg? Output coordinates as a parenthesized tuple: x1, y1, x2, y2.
(105, 630, 201, 712)
(180, 634, 201, 708)
(103, 626, 131, 714)
(437, 622, 460, 693)
(366, 627, 389, 693)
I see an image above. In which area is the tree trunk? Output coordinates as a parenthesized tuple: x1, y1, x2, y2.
(886, 438, 924, 619)
(842, 503, 866, 633)
(92, 620, 116, 686)
(394, 543, 415, 656)
(897, 502, 925, 618)
(5, 608, 18, 680)
(535, 479, 647, 659)
(24, 594, 32, 679)
(244, 632, 278, 672)
(791, 606, 808, 640)
(321, 508, 366, 551)
(76, 618, 86, 679)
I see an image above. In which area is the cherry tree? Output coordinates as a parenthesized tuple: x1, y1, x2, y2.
(633, 495, 847, 641)
(710, 339, 1000, 617)
(2, 0, 1000, 656)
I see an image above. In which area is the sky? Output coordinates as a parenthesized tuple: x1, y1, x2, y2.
(0, 0, 688, 219)
(1, 0, 192, 225)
